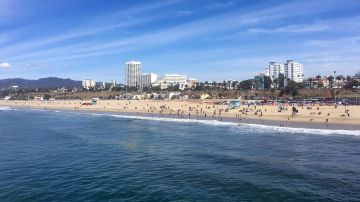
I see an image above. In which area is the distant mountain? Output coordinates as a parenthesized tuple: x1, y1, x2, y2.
(0, 77, 81, 89)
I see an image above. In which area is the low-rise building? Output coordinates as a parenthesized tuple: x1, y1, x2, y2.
(186, 78, 197, 88)
(304, 77, 320, 88)
(34, 96, 44, 101)
(200, 94, 210, 99)
(254, 74, 266, 89)
(96, 81, 106, 90)
(153, 74, 187, 90)
(321, 77, 330, 88)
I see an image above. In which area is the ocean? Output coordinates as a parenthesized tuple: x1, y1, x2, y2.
(0, 107, 359, 201)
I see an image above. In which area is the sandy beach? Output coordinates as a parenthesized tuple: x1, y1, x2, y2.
(1, 99, 359, 130)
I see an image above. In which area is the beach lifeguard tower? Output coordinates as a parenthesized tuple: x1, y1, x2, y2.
(228, 100, 241, 109)
(92, 98, 100, 105)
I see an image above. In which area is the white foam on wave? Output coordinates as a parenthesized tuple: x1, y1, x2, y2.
(90, 113, 360, 136)
(0, 106, 17, 111)
(238, 123, 360, 136)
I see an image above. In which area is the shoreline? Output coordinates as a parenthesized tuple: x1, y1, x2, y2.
(2, 103, 360, 131)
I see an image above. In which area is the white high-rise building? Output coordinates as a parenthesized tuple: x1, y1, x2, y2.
(125, 61, 141, 88)
(284, 60, 303, 83)
(82, 79, 96, 89)
(265, 60, 303, 84)
(266, 62, 284, 80)
(141, 73, 158, 88)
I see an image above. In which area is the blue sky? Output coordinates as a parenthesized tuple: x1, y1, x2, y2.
(0, 0, 360, 82)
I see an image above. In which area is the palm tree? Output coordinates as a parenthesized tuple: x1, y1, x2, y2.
(309, 78, 313, 88)
(222, 81, 227, 89)
(337, 75, 345, 80)
(232, 81, 239, 90)
(328, 76, 334, 89)
(227, 80, 232, 89)
(316, 75, 321, 88)
(212, 81, 217, 89)
(199, 82, 204, 90)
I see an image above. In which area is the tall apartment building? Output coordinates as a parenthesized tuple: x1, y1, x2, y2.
(265, 60, 303, 86)
(284, 60, 303, 83)
(82, 79, 96, 89)
(266, 62, 284, 80)
(141, 73, 158, 88)
(125, 61, 142, 88)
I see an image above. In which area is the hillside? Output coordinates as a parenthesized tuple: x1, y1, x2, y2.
(0, 77, 81, 89)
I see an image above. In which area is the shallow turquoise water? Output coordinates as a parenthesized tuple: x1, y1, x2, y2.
(0, 108, 359, 201)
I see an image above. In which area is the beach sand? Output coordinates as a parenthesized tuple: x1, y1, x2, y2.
(1, 99, 359, 130)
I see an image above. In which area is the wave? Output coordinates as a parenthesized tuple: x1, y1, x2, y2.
(90, 113, 360, 136)
(0, 107, 17, 111)
(239, 123, 360, 136)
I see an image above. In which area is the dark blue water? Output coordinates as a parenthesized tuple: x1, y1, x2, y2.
(0, 108, 360, 202)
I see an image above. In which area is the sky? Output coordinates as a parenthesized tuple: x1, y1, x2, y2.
(0, 0, 360, 82)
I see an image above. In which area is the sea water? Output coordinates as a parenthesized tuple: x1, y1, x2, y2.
(0, 107, 359, 201)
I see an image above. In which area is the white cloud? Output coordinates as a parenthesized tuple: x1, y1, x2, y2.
(174, 10, 193, 16)
(25, 62, 46, 68)
(206, 1, 237, 10)
(246, 16, 360, 34)
(0, 1, 347, 62)
(2, 0, 360, 79)
(0, 62, 11, 68)
(0, 0, 182, 57)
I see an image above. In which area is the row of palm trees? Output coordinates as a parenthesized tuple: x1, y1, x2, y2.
(193, 80, 248, 91)
(310, 75, 353, 89)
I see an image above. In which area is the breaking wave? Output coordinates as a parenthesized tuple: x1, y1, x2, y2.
(0, 107, 17, 111)
(90, 113, 360, 136)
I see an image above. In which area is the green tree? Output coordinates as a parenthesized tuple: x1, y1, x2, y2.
(151, 85, 161, 92)
(239, 79, 254, 90)
(264, 76, 272, 89)
(44, 94, 51, 100)
(231, 81, 239, 90)
(211, 81, 217, 89)
(284, 80, 304, 96)
(345, 79, 360, 89)
(278, 74, 285, 88)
